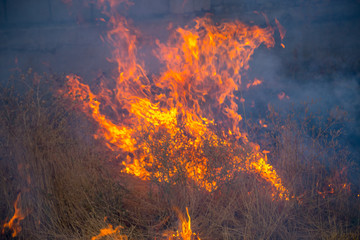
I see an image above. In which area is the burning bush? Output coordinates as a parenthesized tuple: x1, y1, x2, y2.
(0, 71, 359, 239)
(0, 0, 359, 239)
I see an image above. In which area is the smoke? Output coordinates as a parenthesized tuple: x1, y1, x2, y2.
(1, 0, 359, 159)
(239, 0, 360, 163)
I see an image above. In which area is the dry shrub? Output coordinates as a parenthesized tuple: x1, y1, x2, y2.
(0, 71, 359, 239)
(0, 71, 133, 239)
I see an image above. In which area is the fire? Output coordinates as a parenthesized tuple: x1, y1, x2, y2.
(249, 154, 288, 199)
(275, 18, 286, 48)
(259, 119, 268, 128)
(317, 183, 350, 199)
(91, 209, 199, 240)
(166, 207, 200, 240)
(246, 78, 263, 89)
(317, 167, 351, 199)
(61, 1, 289, 200)
(2, 193, 27, 237)
(91, 224, 127, 240)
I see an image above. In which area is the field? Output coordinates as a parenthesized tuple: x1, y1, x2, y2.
(1, 1, 360, 239)
(1, 71, 359, 239)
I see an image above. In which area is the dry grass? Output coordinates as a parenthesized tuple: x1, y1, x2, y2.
(0, 71, 359, 239)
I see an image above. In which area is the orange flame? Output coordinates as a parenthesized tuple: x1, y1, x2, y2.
(317, 167, 351, 199)
(2, 193, 27, 237)
(91, 224, 127, 240)
(246, 78, 263, 89)
(275, 18, 286, 48)
(166, 207, 200, 240)
(259, 119, 268, 128)
(61, 2, 289, 200)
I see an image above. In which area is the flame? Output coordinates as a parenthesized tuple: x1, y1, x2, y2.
(246, 78, 262, 89)
(91, 224, 127, 240)
(166, 207, 200, 240)
(2, 193, 27, 237)
(249, 154, 288, 200)
(61, 1, 288, 200)
(275, 18, 286, 48)
(259, 119, 268, 128)
(317, 167, 351, 199)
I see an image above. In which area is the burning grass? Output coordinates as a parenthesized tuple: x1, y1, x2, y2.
(1, 1, 359, 239)
(0, 71, 359, 239)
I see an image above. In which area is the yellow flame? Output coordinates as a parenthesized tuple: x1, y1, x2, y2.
(61, 2, 289, 200)
(166, 207, 200, 240)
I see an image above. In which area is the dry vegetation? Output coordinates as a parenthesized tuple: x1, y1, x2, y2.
(1, 71, 359, 239)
